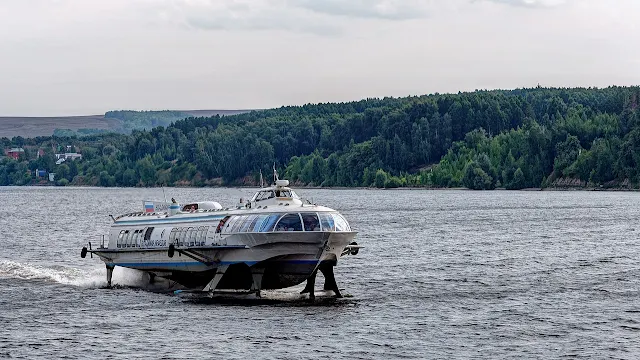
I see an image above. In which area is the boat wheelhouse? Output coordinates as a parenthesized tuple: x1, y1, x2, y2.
(81, 177, 360, 299)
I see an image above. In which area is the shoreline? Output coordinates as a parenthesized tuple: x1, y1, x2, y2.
(7, 184, 640, 191)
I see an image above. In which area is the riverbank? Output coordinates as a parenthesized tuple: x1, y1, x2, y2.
(11, 183, 640, 191)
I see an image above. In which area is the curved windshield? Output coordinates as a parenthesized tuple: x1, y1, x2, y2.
(215, 212, 348, 233)
(253, 190, 275, 202)
(252, 189, 301, 201)
(332, 214, 351, 231)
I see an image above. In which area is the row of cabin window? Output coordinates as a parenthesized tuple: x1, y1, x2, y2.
(116, 226, 209, 248)
(221, 212, 350, 234)
(117, 227, 154, 248)
(169, 226, 209, 247)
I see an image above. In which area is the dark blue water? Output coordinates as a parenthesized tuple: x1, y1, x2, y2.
(1, 187, 640, 359)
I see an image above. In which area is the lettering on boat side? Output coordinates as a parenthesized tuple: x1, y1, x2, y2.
(140, 238, 167, 248)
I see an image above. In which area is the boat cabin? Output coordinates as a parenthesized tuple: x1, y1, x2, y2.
(249, 179, 302, 207)
(251, 188, 299, 202)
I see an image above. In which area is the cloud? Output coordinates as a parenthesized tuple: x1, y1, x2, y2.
(151, 0, 571, 37)
(154, 0, 433, 36)
(289, 0, 429, 20)
(480, 0, 568, 7)
(155, 0, 343, 36)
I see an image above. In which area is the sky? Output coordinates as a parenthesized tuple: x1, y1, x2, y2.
(0, 0, 638, 116)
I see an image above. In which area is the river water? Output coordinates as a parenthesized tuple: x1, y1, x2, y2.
(1, 186, 639, 359)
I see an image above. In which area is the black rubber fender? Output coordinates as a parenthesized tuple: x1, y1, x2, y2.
(168, 244, 175, 258)
(349, 241, 359, 255)
(81, 247, 87, 258)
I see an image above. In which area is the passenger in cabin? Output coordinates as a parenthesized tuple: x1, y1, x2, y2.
(311, 220, 320, 231)
(216, 218, 227, 233)
(303, 218, 320, 231)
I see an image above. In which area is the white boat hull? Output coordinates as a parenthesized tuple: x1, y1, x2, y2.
(91, 231, 356, 290)
(82, 179, 361, 297)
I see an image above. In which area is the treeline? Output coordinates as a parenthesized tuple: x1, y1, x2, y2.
(105, 110, 194, 133)
(1, 86, 640, 189)
(48, 111, 195, 138)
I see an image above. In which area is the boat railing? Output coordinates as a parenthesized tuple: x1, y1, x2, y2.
(114, 211, 168, 220)
(114, 208, 233, 221)
(97, 235, 107, 249)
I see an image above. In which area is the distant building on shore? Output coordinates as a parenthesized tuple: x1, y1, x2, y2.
(4, 147, 25, 160)
(55, 152, 82, 164)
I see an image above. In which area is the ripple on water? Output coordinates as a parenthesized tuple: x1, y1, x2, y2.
(2, 187, 640, 358)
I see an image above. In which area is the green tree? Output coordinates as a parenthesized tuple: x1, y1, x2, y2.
(384, 176, 402, 188)
(554, 135, 581, 177)
(57, 164, 71, 181)
(374, 169, 388, 188)
(463, 162, 493, 190)
(507, 168, 525, 190)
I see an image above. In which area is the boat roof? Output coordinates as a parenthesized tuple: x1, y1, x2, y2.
(113, 204, 337, 225)
(115, 176, 336, 225)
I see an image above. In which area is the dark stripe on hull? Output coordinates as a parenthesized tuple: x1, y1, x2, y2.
(261, 262, 318, 289)
(148, 260, 319, 290)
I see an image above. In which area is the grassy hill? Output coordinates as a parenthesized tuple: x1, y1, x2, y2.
(0, 115, 119, 138)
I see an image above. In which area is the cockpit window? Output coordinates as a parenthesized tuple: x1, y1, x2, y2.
(252, 189, 300, 201)
(274, 213, 303, 231)
(253, 190, 275, 202)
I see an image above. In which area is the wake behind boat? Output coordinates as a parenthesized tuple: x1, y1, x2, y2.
(80, 172, 361, 299)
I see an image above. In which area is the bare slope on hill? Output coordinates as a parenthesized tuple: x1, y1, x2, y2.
(0, 115, 121, 138)
(0, 110, 251, 138)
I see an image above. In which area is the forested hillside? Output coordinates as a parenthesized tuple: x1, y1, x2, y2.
(2, 86, 640, 189)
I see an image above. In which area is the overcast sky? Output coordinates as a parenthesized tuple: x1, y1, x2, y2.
(0, 0, 638, 116)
